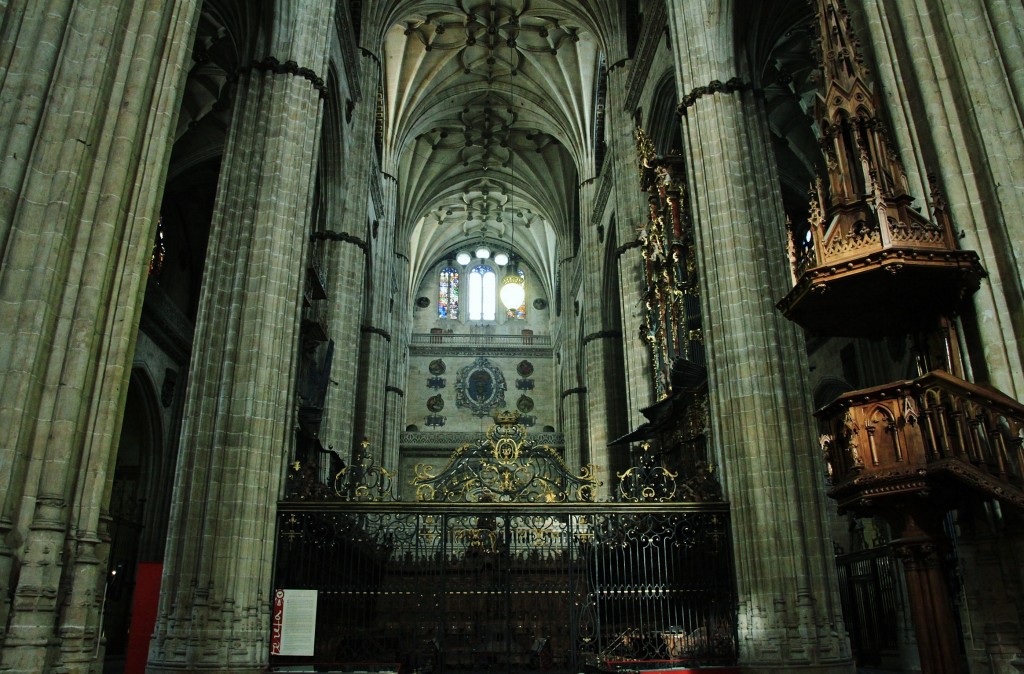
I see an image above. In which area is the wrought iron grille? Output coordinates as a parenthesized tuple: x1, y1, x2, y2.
(834, 545, 902, 666)
(274, 502, 736, 673)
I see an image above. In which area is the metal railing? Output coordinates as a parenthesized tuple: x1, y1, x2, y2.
(834, 545, 902, 666)
(274, 501, 736, 674)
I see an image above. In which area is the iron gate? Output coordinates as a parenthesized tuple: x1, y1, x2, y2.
(274, 502, 735, 673)
(834, 546, 901, 666)
(275, 413, 734, 672)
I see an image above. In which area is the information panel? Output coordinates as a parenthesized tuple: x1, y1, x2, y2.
(270, 589, 318, 656)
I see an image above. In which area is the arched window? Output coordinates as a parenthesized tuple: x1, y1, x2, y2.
(438, 265, 459, 319)
(468, 265, 496, 321)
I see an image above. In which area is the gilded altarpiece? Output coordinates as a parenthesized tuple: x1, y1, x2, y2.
(624, 129, 715, 494)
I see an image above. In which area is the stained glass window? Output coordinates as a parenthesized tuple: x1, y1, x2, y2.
(468, 265, 496, 321)
(438, 265, 459, 319)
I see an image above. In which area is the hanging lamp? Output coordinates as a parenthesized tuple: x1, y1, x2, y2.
(499, 257, 525, 310)
(499, 37, 526, 312)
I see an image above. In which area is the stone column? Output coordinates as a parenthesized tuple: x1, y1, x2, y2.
(581, 332, 623, 494)
(0, 1, 199, 671)
(604, 60, 657, 433)
(318, 49, 380, 461)
(557, 256, 586, 469)
(354, 325, 391, 454)
(577, 175, 618, 490)
(382, 384, 406, 475)
(382, 250, 411, 474)
(858, 0, 1024, 400)
(353, 167, 398, 458)
(615, 245, 654, 418)
(560, 387, 586, 466)
(147, 1, 334, 670)
(666, 1, 853, 670)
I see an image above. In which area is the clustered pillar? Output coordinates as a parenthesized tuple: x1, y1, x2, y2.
(665, 1, 853, 670)
(0, 2, 200, 672)
(148, 2, 334, 670)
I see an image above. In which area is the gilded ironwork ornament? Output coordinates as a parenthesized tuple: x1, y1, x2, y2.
(412, 411, 599, 502)
(517, 359, 534, 376)
(428, 358, 446, 375)
(286, 438, 397, 501)
(333, 438, 396, 501)
(616, 442, 722, 503)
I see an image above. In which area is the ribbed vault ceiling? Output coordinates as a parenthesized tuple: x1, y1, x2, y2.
(382, 0, 614, 298)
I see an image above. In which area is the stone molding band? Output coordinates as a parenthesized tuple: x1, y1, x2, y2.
(385, 385, 405, 397)
(615, 239, 642, 257)
(591, 174, 612, 226)
(561, 387, 587, 400)
(358, 47, 381, 66)
(678, 77, 756, 113)
(313, 230, 368, 254)
(582, 330, 621, 346)
(361, 325, 392, 342)
(250, 57, 327, 97)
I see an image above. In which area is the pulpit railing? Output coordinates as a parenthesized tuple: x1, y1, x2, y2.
(818, 369, 1024, 511)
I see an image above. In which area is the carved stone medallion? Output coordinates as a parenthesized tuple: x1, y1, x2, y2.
(455, 357, 507, 417)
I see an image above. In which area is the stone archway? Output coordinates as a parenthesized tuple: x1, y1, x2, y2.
(102, 370, 163, 672)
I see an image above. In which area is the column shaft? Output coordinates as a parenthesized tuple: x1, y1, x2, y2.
(0, 1, 199, 671)
(319, 51, 380, 460)
(604, 59, 657, 432)
(149, 3, 333, 668)
(667, 1, 852, 669)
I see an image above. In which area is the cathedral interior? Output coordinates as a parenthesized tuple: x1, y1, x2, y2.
(1, 0, 1023, 673)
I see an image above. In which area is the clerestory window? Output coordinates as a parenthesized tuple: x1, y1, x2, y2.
(468, 265, 496, 321)
(438, 265, 459, 319)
